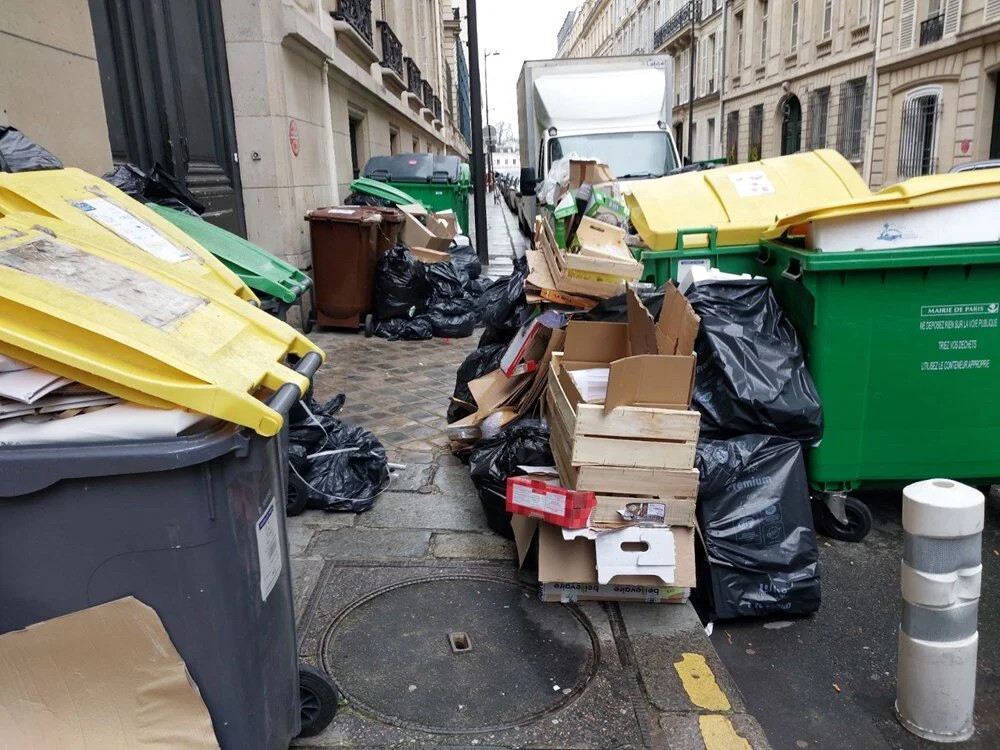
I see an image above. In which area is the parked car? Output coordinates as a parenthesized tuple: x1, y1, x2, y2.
(949, 159, 1000, 173)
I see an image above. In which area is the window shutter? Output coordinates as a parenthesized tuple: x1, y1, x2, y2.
(699, 40, 708, 96)
(987, 0, 1000, 22)
(898, 0, 916, 50)
(715, 36, 721, 91)
(943, 0, 963, 35)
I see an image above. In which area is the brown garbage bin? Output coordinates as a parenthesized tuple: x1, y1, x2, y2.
(306, 206, 401, 334)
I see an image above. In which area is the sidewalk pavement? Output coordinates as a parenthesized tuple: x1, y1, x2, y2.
(288, 200, 767, 748)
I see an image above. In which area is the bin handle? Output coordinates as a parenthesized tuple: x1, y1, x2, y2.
(267, 351, 323, 416)
(430, 170, 451, 184)
(676, 227, 717, 253)
(756, 245, 773, 266)
(368, 169, 391, 182)
(782, 258, 803, 282)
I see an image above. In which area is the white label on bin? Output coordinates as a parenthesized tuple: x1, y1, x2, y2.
(729, 171, 776, 197)
(256, 496, 282, 602)
(72, 197, 192, 264)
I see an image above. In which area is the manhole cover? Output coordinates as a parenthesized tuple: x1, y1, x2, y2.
(322, 575, 598, 733)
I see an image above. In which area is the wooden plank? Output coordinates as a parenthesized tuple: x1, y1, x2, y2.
(575, 464, 699, 498)
(571, 433, 697, 470)
(575, 403, 700, 441)
(591, 495, 697, 528)
(537, 218, 626, 298)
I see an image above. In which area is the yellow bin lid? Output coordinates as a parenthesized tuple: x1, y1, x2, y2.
(625, 150, 871, 250)
(0, 216, 323, 436)
(764, 169, 1000, 238)
(0, 168, 255, 302)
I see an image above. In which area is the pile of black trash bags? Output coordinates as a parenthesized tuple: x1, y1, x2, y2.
(686, 277, 823, 621)
(373, 238, 488, 341)
(285, 394, 390, 514)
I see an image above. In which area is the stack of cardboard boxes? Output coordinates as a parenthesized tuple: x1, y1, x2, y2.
(513, 287, 703, 604)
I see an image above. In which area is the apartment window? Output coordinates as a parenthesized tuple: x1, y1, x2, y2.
(837, 77, 866, 161)
(859, 0, 870, 23)
(726, 110, 740, 163)
(708, 34, 717, 91)
(898, 87, 942, 178)
(707, 118, 716, 159)
(389, 127, 399, 155)
(823, 0, 834, 39)
(349, 114, 366, 178)
(790, 0, 800, 50)
(759, 1, 769, 64)
(921, 1, 944, 45)
(735, 11, 744, 72)
(749, 104, 764, 160)
(809, 87, 831, 149)
(412, 136, 419, 152)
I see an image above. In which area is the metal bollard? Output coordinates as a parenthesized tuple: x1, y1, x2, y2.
(896, 479, 984, 743)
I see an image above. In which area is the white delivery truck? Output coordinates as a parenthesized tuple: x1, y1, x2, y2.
(515, 55, 679, 235)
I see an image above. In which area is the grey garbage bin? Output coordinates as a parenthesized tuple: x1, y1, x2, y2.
(0, 352, 334, 749)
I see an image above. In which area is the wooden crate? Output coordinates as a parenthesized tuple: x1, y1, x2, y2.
(534, 217, 639, 298)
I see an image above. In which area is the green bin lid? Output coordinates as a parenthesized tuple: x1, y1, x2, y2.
(349, 177, 420, 206)
(150, 204, 311, 304)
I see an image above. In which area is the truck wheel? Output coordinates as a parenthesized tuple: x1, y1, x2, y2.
(297, 663, 338, 738)
(816, 495, 872, 543)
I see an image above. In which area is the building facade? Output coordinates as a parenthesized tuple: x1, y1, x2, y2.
(2, 0, 472, 269)
(556, 0, 1000, 185)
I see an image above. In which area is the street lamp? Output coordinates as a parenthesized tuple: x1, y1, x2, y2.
(484, 50, 500, 188)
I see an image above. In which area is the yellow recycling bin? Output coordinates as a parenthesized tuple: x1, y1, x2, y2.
(0, 167, 255, 302)
(624, 150, 872, 283)
(0, 215, 323, 436)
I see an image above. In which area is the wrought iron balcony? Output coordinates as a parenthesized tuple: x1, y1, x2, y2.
(654, 1, 701, 50)
(422, 80, 433, 107)
(919, 14, 943, 46)
(432, 95, 442, 122)
(405, 57, 421, 96)
(331, 0, 373, 47)
(376, 21, 403, 79)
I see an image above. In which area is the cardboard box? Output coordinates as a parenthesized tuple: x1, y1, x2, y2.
(410, 246, 451, 264)
(499, 314, 549, 377)
(506, 476, 596, 529)
(0, 597, 218, 748)
(571, 216, 634, 263)
(433, 210, 461, 237)
(569, 158, 616, 191)
(539, 582, 689, 604)
(399, 203, 452, 252)
(514, 516, 696, 589)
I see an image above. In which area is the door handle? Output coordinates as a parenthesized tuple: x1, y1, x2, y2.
(180, 135, 190, 167)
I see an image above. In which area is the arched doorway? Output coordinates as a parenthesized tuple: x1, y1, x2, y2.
(780, 95, 802, 155)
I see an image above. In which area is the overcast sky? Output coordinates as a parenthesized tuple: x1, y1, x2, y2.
(470, 0, 580, 140)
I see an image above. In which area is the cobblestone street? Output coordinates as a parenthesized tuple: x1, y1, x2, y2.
(286, 202, 764, 749)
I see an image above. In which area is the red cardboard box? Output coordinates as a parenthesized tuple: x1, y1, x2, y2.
(505, 476, 596, 529)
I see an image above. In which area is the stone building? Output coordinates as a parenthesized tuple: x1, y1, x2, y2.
(1, 0, 472, 268)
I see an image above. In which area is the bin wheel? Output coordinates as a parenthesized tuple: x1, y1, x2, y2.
(297, 662, 338, 738)
(286, 488, 308, 517)
(302, 309, 316, 335)
(816, 495, 872, 543)
(364, 313, 375, 338)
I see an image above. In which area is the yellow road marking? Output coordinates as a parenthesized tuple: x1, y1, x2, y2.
(699, 715, 752, 750)
(673, 652, 731, 711)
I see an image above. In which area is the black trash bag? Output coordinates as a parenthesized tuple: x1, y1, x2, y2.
(375, 244, 429, 320)
(374, 315, 434, 341)
(449, 241, 482, 280)
(103, 162, 205, 214)
(477, 325, 516, 348)
(427, 296, 477, 338)
(477, 255, 530, 331)
(288, 394, 347, 452)
(469, 419, 554, 539)
(426, 260, 467, 298)
(694, 435, 821, 620)
(345, 191, 395, 208)
(304, 421, 390, 512)
(447, 342, 507, 423)
(583, 284, 666, 322)
(0, 127, 62, 172)
(687, 278, 823, 443)
(286, 443, 311, 510)
(464, 276, 493, 300)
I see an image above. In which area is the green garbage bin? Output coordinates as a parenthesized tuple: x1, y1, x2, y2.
(149, 204, 313, 326)
(363, 154, 469, 234)
(347, 177, 420, 207)
(758, 238, 1000, 496)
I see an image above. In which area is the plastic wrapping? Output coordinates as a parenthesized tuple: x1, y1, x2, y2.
(103, 163, 205, 214)
(447, 343, 507, 423)
(0, 127, 62, 172)
(303, 421, 390, 512)
(468, 420, 554, 539)
(449, 241, 482, 280)
(694, 435, 821, 620)
(288, 395, 346, 452)
(374, 316, 434, 341)
(374, 245, 429, 320)
(687, 278, 823, 443)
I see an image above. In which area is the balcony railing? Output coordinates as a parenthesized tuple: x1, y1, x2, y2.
(421, 80, 433, 107)
(331, 0, 372, 47)
(404, 57, 421, 96)
(919, 14, 944, 46)
(376, 21, 403, 79)
(654, 1, 701, 50)
(432, 95, 442, 121)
